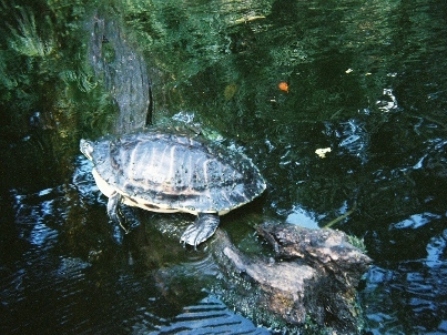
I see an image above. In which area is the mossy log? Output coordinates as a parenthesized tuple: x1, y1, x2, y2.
(212, 223, 372, 334)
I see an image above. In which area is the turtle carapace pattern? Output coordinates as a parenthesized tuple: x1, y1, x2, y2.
(80, 129, 266, 246)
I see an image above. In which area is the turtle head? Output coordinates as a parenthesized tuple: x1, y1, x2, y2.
(80, 138, 111, 165)
(80, 139, 94, 161)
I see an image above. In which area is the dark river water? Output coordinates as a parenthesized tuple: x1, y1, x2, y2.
(1, 0, 447, 334)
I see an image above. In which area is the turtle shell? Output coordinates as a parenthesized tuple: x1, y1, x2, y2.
(86, 129, 266, 215)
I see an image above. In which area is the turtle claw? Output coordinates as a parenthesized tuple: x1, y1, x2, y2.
(180, 213, 220, 247)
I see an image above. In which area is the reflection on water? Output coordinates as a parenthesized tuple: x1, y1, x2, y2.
(285, 205, 320, 229)
(364, 240, 447, 334)
(3, 180, 168, 334)
(363, 216, 447, 334)
(149, 295, 270, 335)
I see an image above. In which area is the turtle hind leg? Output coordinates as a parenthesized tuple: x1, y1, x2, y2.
(180, 213, 220, 247)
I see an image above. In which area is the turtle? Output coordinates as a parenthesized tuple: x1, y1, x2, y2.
(80, 129, 266, 246)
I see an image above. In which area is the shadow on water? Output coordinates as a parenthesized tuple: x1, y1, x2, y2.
(2, 0, 447, 334)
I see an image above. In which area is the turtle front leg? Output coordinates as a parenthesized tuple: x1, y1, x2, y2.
(107, 192, 130, 233)
(180, 213, 220, 247)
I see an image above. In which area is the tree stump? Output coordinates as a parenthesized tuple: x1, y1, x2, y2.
(88, 12, 152, 134)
